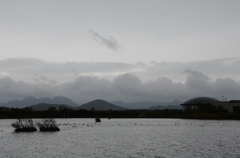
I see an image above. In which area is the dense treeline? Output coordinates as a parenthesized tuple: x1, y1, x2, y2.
(0, 106, 184, 119)
(1, 105, 240, 119)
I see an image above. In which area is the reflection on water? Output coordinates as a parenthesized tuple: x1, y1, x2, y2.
(1, 119, 240, 158)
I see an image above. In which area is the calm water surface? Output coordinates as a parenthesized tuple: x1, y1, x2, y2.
(0, 118, 240, 158)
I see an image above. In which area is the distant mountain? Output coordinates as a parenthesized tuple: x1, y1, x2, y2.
(0, 96, 79, 108)
(148, 105, 182, 110)
(78, 99, 126, 110)
(111, 100, 182, 109)
(29, 103, 71, 111)
(49, 96, 79, 107)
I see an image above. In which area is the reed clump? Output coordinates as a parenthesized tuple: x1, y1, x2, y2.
(36, 118, 60, 131)
(11, 118, 37, 132)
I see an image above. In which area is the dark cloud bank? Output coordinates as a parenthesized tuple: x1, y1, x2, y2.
(0, 71, 240, 105)
(0, 58, 240, 104)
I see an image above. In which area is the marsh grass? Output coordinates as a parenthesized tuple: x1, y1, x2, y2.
(11, 118, 37, 132)
(36, 118, 60, 131)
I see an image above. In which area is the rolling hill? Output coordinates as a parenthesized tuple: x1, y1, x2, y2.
(78, 99, 126, 110)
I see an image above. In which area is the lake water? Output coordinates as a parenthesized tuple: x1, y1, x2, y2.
(1, 118, 240, 158)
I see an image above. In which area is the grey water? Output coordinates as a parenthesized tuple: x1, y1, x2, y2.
(1, 118, 240, 158)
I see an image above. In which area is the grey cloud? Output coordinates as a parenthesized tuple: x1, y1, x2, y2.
(49, 71, 239, 103)
(183, 69, 210, 80)
(0, 58, 240, 104)
(1, 58, 240, 86)
(183, 69, 211, 91)
(1, 71, 240, 104)
(33, 74, 58, 85)
(0, 58, 132, 74)
(57, 76, 116, 104)
(0, 77, 55, 102)
(144, 77, 188, 102)
(89, 30, 120, 50)
(113, 73, 143, 96)
(215, 78, 240, 94)
(0, 58, 134, 84)
(0, 58, 44, 69)
(135, 58, 240, 83)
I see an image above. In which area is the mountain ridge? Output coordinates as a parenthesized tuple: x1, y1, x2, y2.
(0, 96, 79, 108)
(0, 96, 182, 110)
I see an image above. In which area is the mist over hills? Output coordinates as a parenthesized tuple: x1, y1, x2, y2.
(111, 100, 182, 109)
(0, 96, 182, 110)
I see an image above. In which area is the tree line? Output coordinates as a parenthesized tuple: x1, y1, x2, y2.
(0, 105, 240, 119)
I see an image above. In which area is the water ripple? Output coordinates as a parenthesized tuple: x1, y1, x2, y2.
(0, 119, 240, 158)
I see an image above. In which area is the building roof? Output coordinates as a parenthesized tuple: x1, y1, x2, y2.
(181, 97, 219, 105)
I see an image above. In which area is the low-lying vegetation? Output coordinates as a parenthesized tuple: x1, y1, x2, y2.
(2, 106, 240, 120)
(36, 118, 60, 131)
(11, 118, 37, 132)
(11, 118, 60, 132)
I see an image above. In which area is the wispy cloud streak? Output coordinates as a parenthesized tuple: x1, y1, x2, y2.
(89, 30, 120, 51)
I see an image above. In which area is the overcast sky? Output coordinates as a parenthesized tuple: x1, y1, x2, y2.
(0, 0, 240, 104)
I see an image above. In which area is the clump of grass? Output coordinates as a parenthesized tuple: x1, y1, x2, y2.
(11, 118, 37, 132)
(36, 118, 60, 131)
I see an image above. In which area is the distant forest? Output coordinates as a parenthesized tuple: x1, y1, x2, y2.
(1, 106, 240, 120)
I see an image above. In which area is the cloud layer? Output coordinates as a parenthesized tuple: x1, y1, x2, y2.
(0, 59, 240, 104)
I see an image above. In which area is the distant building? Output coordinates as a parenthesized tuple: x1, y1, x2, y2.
(181, 97, 240, 113)
(211, 100, 240, 113)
